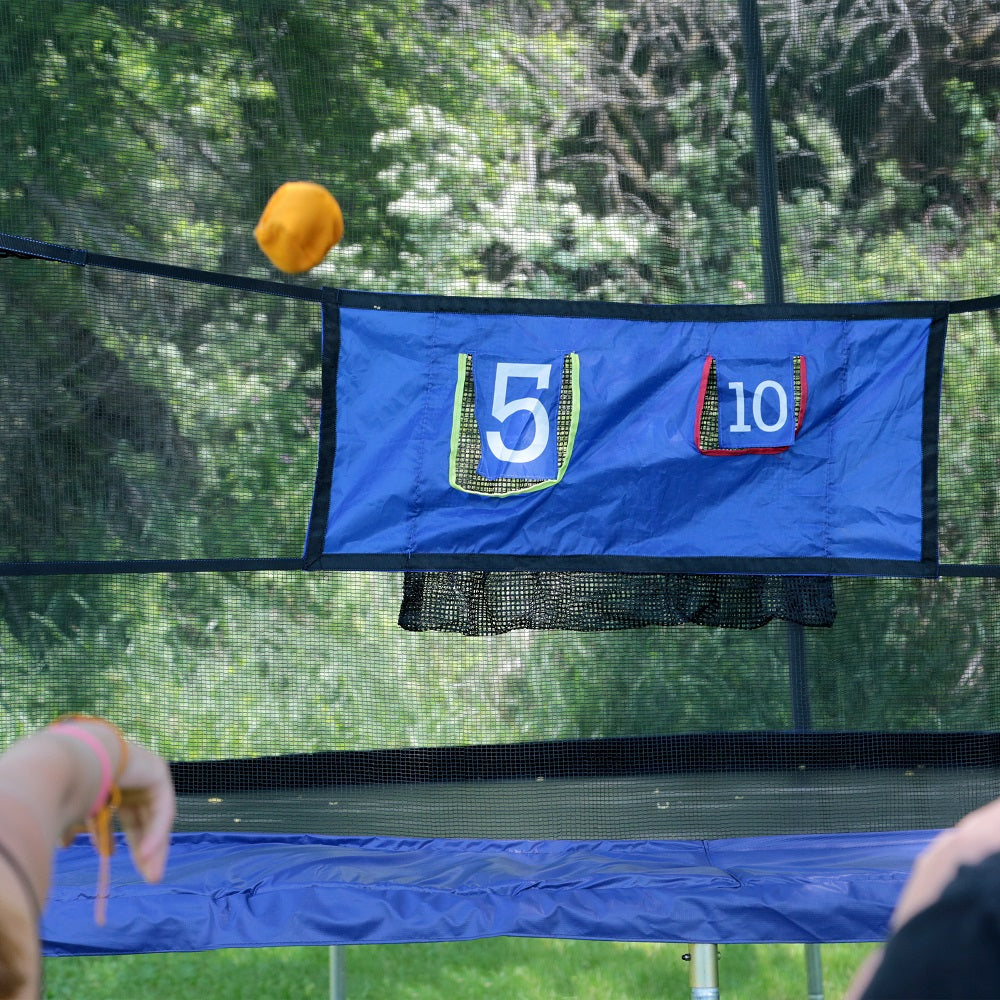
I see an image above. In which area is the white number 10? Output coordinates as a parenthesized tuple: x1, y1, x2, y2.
(727, 379, 788, 434)
(486, 362, 552, 463)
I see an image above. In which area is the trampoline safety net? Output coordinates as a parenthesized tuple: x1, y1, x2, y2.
(2, 1, 1000, 847)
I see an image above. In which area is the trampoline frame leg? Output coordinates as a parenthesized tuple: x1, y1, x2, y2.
(805, 943, 824, 1000)
(330, 944, 346, 1000)
(687, 943, 720, 1000)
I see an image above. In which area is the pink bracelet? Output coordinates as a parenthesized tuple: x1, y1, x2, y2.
(50, 716, 129, 925)
(50, 722, 114, 818)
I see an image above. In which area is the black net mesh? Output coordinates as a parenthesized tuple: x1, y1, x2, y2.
(1, 1, 1000, 843)
(398, 571, 837, 633)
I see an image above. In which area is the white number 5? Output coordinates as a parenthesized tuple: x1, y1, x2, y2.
(486, 362, 552, 464)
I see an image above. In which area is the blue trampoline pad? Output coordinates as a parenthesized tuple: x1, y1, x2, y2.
(42, 829, 934, 955)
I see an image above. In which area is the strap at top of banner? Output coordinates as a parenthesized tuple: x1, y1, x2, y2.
(0, 231, 323, 301)
(6, 229, 1000, 317)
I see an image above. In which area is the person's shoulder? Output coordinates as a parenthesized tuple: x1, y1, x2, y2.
(943, 848, 1000, 909)
(862, 850, 1000, 999)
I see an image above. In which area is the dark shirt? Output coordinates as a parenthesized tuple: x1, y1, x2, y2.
(863, 849, 1000, 999)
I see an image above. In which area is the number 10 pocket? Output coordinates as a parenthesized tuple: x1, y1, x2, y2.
(695, 355, 808, 455)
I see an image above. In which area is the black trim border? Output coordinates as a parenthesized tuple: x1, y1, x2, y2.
(170, 731, 1000, 794)
(303, 293, 342, 567)
(306, 552, 939, 578)
(922, 314, 949, 563)
(335, 287, 953, 323)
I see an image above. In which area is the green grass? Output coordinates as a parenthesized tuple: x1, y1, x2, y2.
(44, 940, 879, 999)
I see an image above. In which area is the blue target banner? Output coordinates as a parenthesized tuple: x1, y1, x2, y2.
(305, 291, 946, 576)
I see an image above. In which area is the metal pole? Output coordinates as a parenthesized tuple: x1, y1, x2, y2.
(330, 945, 346, 1000)
(739, 7, 825, 999)
(738, 0, 815, 738)
(737, 0, 784, 305)
(687, 943, 720, 1000)
(806, 943, 825, 1000)
(737, 7, 823, 992)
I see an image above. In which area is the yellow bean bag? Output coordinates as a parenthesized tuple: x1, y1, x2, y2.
(254, 181, 344, 273)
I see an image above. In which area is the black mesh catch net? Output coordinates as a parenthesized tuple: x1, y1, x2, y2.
(399, 571, 837, 634)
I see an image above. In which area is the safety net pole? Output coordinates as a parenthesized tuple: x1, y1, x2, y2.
(739, 0, 784, 305)
(739, 0, 823, 994)
(737, 0, 813, 735)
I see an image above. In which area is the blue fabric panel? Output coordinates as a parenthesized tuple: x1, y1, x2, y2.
(42, 830, 933, 955)
(313, 302, 940, 571)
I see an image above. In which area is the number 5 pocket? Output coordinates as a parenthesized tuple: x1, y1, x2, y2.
(450, 353, 580, 496)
